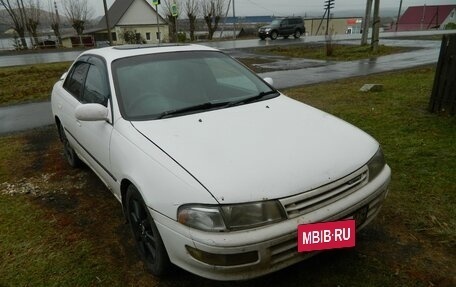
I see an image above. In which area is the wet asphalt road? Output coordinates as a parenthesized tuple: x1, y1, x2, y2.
(0, 102, 53, 135)
(0, 50, 82, 68)
(260, 39, 440, 88)
(0, 30, 453, 134)
(0, 29, 452, 68)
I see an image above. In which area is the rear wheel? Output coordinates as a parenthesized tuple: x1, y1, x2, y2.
(126, 185, 170, 276)
(294, 29, 302, 39)
(58, 123, 81, 168)
(270, 31, 278, 40)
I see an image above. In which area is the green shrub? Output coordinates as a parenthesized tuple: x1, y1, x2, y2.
(177, 32, 187, 43)
(444, 22, 456, 30)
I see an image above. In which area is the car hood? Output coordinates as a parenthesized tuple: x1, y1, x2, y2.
(132, 95, 378, 204)
(260, 25, 274, 29)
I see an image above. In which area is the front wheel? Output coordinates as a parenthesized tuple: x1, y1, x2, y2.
(126, 185, 170, 276)
(270, 31, 278, 40)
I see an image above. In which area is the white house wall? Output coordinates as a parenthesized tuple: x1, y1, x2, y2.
(115, 26, 169, 44)
(117, 0, 166, 26)
(440, 8, 456, 29)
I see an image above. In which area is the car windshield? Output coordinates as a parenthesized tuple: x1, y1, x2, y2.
(111, 50, 277, 120)
(270, 19, 282, 25)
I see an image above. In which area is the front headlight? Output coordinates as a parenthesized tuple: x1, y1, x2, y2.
(367, 147, 386, 181)
(178, 200, 286, 232)
(177, 206, 226, 232)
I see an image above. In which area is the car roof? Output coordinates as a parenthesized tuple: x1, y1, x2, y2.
(79, 44, 219, 64)
(275, 16, 302, 20)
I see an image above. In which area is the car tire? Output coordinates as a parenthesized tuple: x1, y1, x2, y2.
(270, 31, 278, 40)
(126, 185, 170, 276)
(58, 123, 81, 168)
(294, 29, 302, 39)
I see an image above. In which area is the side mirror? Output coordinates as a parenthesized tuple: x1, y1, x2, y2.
(263, 77, 274, 87)
(75, 103, 109, 121)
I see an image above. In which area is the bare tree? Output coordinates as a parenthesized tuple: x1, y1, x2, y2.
(201, 0, 225, 40)
(47, 0, 62, 45)
(0, 0, 29, 49)
(26, 0, 41, 46)
(162, 0, 182, 42)
(184, 0, 199, 41)
(63, 0, 91, 35)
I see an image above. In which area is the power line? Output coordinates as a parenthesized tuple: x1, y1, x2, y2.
(244, 0, 280, 15)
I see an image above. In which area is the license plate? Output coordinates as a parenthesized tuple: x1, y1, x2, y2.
(297, 220, 356, 252)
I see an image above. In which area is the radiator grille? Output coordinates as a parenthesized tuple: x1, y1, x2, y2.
(280, 167, 369, 218)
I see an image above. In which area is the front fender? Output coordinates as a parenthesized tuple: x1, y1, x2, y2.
(110, 119, 217, 220)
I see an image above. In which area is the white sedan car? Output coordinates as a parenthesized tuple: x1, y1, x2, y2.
(51, 44, 391, 280)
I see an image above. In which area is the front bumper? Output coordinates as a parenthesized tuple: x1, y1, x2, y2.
(258, 31, 271, 38)
(151, 164, 391, 281)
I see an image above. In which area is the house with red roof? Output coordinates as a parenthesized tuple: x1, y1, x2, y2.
(395, 4, 456, 31)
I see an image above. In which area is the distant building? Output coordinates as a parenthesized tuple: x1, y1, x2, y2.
(304, 17, 363, 36)
(395, 5, 456, 31)
(85, 0, 168, 45)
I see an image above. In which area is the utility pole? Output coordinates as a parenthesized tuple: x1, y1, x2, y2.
(103, 0, 113, 45)
(395, 0, 403, 32)
(420, 4, 426, 30)
(152, 0, 161, 44)
(361, 0, 373, 45)
(54, 1, 62, 46)
(233, 0, 236, 39)
(371, 0, 380, 52)
(324, 0, 335, 36)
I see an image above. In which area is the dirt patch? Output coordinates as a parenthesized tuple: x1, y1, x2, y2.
(22, 126, 56, 171)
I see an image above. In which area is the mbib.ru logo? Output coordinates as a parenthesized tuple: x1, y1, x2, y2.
(298, 220, 356, 252)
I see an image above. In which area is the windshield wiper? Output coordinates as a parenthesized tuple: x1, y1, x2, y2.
(156, 91, 279, 119)
(225, 90, 279, 108)
(157, 101, 228, 119)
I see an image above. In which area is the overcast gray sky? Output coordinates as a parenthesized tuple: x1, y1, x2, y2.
(91, 0, 456, 18)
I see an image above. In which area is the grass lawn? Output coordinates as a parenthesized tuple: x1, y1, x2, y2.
(254, 44, 410, 61)
(0, 62, 71, 106)
(0, 66, 455, 286)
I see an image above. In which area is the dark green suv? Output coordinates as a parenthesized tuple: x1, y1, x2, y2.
(258, 17, 305, 40)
